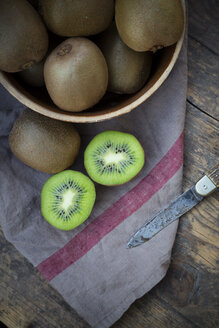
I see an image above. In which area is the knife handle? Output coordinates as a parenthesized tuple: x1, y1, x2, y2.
(206, 163, 219, 188)
(195, 163, 219, 196)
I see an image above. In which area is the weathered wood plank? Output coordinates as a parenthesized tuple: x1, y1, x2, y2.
(113, 293, 200, 328)
(188, 0, 219, 54)
(112, 103, 219, 327)
(187, 37, 219, 120)
(186, 0, 219, 119)
(157, 188, 219, 327)
(160, 102, 219, 328)
(183, 102, 219, 186)
(0, 233, 90, 328)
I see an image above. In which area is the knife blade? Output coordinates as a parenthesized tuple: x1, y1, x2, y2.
(127, 163, 219, 248)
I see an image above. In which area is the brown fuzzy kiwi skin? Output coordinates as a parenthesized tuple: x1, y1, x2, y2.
(115, 0, 184, 52)
(0, 0, 48, 73)
(39, 0, 114, 37)
(98, 23, 153, 94)
(9, 109, 81, 174)
(44, 37, 108, 112)
(16, 33, 64, 88)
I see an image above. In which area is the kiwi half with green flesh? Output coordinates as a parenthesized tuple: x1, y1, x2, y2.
(0, 0, 48, 73)
(39, 0, 114, 37)
(84, 131, 145, 186)
(44, 37, 108, 112)
(41, 171, 96, 231)
(115, 0, 184, 52)
(98, 23, 153, 94)
(9, 109, 81, 174)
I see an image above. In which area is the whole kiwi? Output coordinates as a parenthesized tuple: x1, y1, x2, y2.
(44, 37, 108, 112)
(39, 0, 114, 37)
(9, 109, 81, 174)
(98, 23, 153, 94)
(0, 0, 48, 73)
(115, 0, 184, 52)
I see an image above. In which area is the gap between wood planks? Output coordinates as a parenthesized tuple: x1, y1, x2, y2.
(153, 295, 202, 328)
(188, 34, 219, 56)
(186, 99, 219, 123)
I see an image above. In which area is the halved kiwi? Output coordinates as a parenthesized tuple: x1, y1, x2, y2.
(41, 170, 96, 230)
(84, 131, 145, 186)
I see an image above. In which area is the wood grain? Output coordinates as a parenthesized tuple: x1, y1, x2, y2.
(206, 164, 219, 188)
(188, 0, 219, 54)
(187, 0, 219, 119)
(0, 0, 219, 327)
(156, 105, 219, 328)
(0, 234, 90, 328)
(187, 37, 219, 120)
(111, 104, 219, 328)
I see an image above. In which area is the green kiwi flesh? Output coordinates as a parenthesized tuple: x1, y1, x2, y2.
(115, 0, 184, 52)
(9, 109, 81, 173)
(41, 170, 96, 231)
(44, 37, 108, 112)
(98, 23, 153, 94)
(0, 0, 48, 73)
(84, 131, 145, 186)
(39, 0, 114, 37)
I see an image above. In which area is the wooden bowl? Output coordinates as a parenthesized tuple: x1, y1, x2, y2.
(0, 1, 185, 124)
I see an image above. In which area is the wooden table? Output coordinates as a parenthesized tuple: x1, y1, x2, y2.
(0, 1, 218, 327)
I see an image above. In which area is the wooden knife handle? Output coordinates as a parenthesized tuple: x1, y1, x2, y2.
(206, 163, 219, 188)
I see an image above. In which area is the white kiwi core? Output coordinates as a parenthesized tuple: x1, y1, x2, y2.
(103, 151, 126, 164)
(61, 189, 76, 211)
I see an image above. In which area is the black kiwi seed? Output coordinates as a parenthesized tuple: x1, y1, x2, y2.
(52, 178, 88, 221)
(96, 148, 133, 175)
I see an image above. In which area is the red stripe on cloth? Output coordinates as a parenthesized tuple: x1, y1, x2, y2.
(37, 132, 184, 281)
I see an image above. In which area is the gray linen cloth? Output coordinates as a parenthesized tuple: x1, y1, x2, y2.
(0, 40, 187, 327)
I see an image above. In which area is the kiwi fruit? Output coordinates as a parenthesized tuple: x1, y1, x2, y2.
(17, 58, 45, 88)
(9, 109, 81, 173)
(17, 33, 64, 88)
(84, 131, 145, 186)
(41, 170, 96, 230)
(98, 23, 153, 94)
(0, 0, 48, 73)
(39, 0, 114, 37)
(115, 0, 184, 52)
(44, 37, 108, 112)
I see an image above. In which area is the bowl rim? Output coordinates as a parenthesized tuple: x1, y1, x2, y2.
(0, 0, 185, 124)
